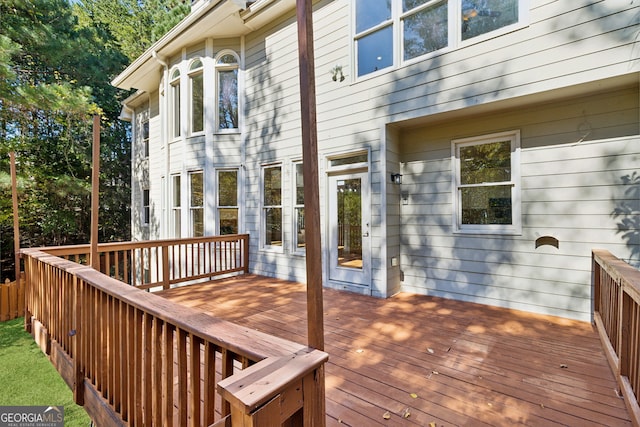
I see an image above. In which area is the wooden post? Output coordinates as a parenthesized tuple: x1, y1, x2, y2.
(10, 152, 20, 284)
(90, 115, 100, 270)
(296, 0, 324, 352)
(297, 2, 327, 425)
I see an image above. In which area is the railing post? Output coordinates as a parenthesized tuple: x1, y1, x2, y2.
(243, 235, 249, 274)
(72, 275, 85, 406)
(162, 245, 170, 290)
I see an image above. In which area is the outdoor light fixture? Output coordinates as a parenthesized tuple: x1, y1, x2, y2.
(390, 173, 402, 184)
(331, 65, 345, 82)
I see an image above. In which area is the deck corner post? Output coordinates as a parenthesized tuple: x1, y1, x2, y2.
(303, 364, 326, 427)
(243, 235, 250, 274)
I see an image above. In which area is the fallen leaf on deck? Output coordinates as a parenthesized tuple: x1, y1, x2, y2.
(427, 348, 435, 354)
(429, 422, 437, 427)
(356, 349, 364, 354)
(560, 364, 568, 369)
(410, 393, 418, 399)
(383, 411, 391, 420)
(403, 408, 411, 418)
(432, 370, 439, 375)
(540, 403, 545, 409)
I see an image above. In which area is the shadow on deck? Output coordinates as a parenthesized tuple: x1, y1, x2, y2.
(158, 274, 631, 426)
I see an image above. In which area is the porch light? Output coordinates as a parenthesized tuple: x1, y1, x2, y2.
(390, 173, 402, 184)
(331, 65, 344, 82)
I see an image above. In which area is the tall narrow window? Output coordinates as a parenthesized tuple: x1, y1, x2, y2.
(216, 52, 239, 130)
(143, 189, 150, 225)
(262, 165, 282, 248)
(171, 174, 181, 238)
(293, 162, 305, 252)
(170, 68, 181, 138)
(189, 171, 204, 237)
(217, 169, 238, 235)
(142, 120, 149, 157)
(453, 130, 521, 234)
(189, 59, 204, 133)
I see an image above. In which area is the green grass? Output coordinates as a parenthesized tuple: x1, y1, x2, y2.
(0, 318, 91, 426)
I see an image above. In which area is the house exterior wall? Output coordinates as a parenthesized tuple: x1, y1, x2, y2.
(122, 0, 640, 320)
(398, 85, 639, 320)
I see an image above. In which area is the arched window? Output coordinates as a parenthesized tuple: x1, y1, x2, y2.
(169, 67, 181, 138)
(215, 51, 239, 130)
(189, 59, 204, 133)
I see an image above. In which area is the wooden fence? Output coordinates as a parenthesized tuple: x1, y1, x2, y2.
(592, 249, 640, 426)
(0, 277, 24, 321)
(22, 237, 327, 427)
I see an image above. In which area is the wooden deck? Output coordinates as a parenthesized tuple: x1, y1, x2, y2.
(158, 275, 631, 426)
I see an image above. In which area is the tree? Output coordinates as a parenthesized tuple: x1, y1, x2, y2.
(0, 0, 132, 279)
(81, 0, 190, 61)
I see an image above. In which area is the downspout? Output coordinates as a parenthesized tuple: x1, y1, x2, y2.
(153, 50, 170, 239)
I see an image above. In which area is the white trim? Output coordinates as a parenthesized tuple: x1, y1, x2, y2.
(291, 159, 306, 256)
(260, 163, 284, 253)
(188, 58, 205, 136)
(354, 0, 530, 79)
(215, 167, 241, 235)
(169, 66, 181, 140)
(214, 49, 240, 133)
(188, 170, 205, 237)
(451, 130, 522, 235)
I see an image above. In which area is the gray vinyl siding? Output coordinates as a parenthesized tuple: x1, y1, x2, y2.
(123, 0, 639, 320)
(398, 85, 639, 320)
(377, 1, 639, 123)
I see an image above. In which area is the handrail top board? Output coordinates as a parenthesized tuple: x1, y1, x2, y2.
(218, 348, 328, 412)
(25, 234, 249, 256)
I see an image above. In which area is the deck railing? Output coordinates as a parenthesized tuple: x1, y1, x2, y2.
(22, 238, 327, 427)
(592, 249, 640, 426)
(42, 234, 249, 290)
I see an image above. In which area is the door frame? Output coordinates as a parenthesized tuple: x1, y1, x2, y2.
(325, 151, 371, 292)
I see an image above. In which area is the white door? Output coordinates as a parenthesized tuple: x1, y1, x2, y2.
(328, 172, 371, 287)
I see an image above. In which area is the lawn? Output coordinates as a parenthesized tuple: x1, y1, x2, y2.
(0, 317, 91, 426)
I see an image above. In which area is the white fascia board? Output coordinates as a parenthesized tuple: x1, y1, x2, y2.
(111, 0, 242, 91)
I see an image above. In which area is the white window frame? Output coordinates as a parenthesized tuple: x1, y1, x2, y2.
(353, 0, 529, 78)
(136, 111, 149, 159)
(291, 160, 305, 255)
(452, 130, 521, 235)
(171, 174, 182, 238)
(188, 59, 204, 135)
(169, 67, 181, 139)
(215, 50, 240, 133)
(142, 188, 150, 226)
(261, 164, 283, 252)
(216, 168, 239, 235)
(189, 170, 204, 237)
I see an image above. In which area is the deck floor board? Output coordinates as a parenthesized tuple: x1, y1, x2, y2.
(158, 275, 631, 426)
